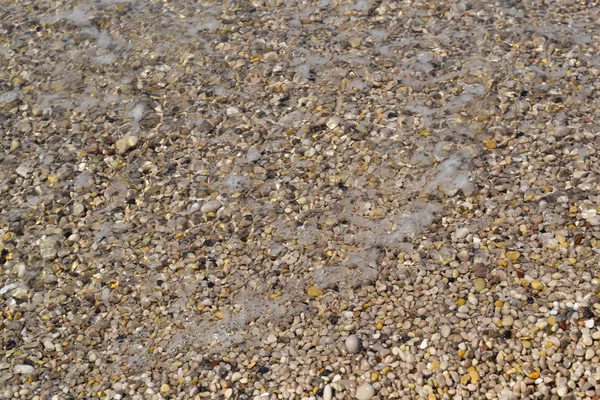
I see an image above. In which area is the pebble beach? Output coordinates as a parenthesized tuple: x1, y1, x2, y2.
(2, 0, 600, 399)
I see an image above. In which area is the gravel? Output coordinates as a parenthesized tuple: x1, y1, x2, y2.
(2, 0, 600, 399)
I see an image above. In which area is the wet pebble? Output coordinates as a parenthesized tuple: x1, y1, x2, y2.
(201, 200, 222, 214)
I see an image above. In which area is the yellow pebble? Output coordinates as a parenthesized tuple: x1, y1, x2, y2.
(548, 316, 556, 325)
(307, 286, 324, 297)
(160, 384, 170, 393)
(468, 366, 480, 383)
(428, 393, 437, 400)
(506, 251, 521, 261)
(531, 280, 544, 290)
(527, 371, 540, 379)
(522, 341, 531, 349)
(495, 300, 504, 308)
(371, 372, 380, 382)
(456, 298, 466, 306)
(484, 139, 497, 149)
(376, 321, 384, 330)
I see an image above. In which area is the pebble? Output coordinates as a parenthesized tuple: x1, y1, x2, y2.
(440, 325, 451, 338)
(72, 203, 86, 217)
(9, 139, 20, 153)
(557, 386, 568, 397)
(531, 280, 544, 290)
(13, 365, 35, 375)
(474, 278, 487, 292)
(159, 384, 170, 394)
(226, 106, 241, 116)
(502, 315, 514, 327)
(200, 200, 222, 214)
(41, 338, 55, 351)
(581, 334, 593, 347)
(323, 384, 333, 400)
(115, 135, 139, 155)
(355, 383, 375, 400)
(231, 372, 242, 382)
(39, 238, 58, 261)
(345, 334, 361, 354)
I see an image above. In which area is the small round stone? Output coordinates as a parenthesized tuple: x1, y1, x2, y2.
(355, 383, 375, 400)
(557, 386, 568, 397)
(502, 315, 514, 327)
(231, 372, 242, 382)
(345, 334, 361, 354)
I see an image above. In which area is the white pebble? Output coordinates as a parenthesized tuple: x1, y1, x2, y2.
(345, 334, 361, 354)
(355, 383, 375, 400)
(323, 384, 333, 400)
(42, 338, 55, 351)
(326, 117, 340, 130)
(467, 294, 478, 305)
(231, 372, 242, 382)
(584, 319, 595, 329)
(556, 386, 568, 397)
(226, 106, 241, 116)
(201, 200, 222, 214)
(14, 364, 35, 375)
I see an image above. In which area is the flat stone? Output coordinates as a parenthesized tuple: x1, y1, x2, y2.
(13, 365, 35, 375)
(201, 200, 222, 214)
